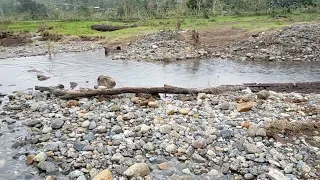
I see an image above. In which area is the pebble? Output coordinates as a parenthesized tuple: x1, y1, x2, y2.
(51, 119, 64, 129)
(34, 152, 47, 162)
(123, 163, 150, 177)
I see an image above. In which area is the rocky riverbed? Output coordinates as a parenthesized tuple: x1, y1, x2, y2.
(111, 30, 209, 61)
(1, 89, 319, 180)
(216, 24, 320, 61)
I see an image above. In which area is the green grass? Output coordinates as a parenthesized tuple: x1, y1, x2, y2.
(2, 12, 319, 43)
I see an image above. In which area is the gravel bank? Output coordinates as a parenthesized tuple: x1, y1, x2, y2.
(111, 30, 209, 61)
(1, 89, 319, 180)
(0, 40, 102, 59)
(215, 24, 320, 61)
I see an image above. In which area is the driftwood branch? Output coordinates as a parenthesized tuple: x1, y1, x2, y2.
(35, 84, 245, 100)
(35, 82, 320, 100)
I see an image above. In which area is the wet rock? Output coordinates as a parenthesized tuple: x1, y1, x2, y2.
(97, 75, 116, 89)
(37, 74, 50, 81)
(70, 82, 78, 89)
(92, 169, 113, 180)
(124, 163, 150, 177)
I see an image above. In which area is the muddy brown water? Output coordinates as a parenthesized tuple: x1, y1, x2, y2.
(0, 49, 319, 179)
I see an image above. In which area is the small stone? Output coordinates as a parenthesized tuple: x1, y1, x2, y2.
(192, 139, 205, 149)
(116, 115, 123, 121)
(257, 90, 270, 100)
(230, 159, 240, 171)
(42, 125, 53, 134)
(37, 74, 50, 81)
(157, 162, 169, 170)
(192, 153, 206, 163)
(37, 161, 59, 175)
(220, 101, 230, 110)
(166, 144, 177, 153)
(256, 128, 267, 137)
(267, 168, 288, 180)
(97, 126, 107, 133)
(67, 100, 79, 107)
(179, 108, 191, 115)
(111, 125, 123, 134)
(124, 163, 150, 177)
(111, 153, 123, 162)
(159, 125, 171, 134)
(313, 136, 320, 143)
(26, 120, 41, 127)
(30, 102, 40, 111)
(81, 120, 91, 128)
(244, 173, 254, 180)
(77, 175, 87, 180)
(45, 176, 55, 180)
(244, 143, 260, 154)
(69, 170, 84, 179)
(139, 124, 150, 133)
(51, 119, 64, 129)
(26, 155, 35, 165)
(131, 97, 139, 104)
(34, 152, 47, 162)
(208, 169, 222, 177)
(74, 142, 85, 151)
(301, 163, 311, 173)
(284, 164, 293, 174)
(237, 102, 257, 112)
(148, 101, 158, 107)
(90, 168, 99, 178)
(241, 121, 251, 128)
(182, 168, 191, 174)
(92, 169, 112, 180)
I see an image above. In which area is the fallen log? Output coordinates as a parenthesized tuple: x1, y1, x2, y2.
(91, 24, 137, 32)
(35, 84, 245, 100)
(35, 82, 320, 100)
(244, 82, 320, 94)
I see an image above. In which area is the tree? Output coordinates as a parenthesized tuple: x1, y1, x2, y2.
(17, 0, 49, 19)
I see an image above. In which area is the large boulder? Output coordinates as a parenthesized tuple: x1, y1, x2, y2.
(97, 75, 116, 89)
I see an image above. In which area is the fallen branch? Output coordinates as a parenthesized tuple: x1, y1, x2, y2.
(35, 82, 320, 100)
(244, 82, 320, 94)
(35, 84, 245, 100)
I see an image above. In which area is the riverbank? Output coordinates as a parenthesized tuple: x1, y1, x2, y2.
(1, 13, 319, 60)
(1, 88, 319, 179)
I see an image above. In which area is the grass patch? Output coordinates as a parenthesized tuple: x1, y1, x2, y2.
(3, 12, 319, 43)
